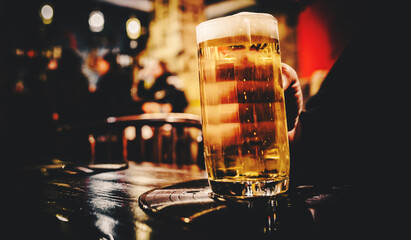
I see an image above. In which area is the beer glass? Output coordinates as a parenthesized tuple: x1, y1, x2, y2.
(196, 12, 290, 198)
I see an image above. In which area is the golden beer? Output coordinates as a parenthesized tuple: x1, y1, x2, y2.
(196, 12, 290, 198)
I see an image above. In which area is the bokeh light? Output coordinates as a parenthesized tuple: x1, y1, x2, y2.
(126, 17, 141, 39)
(40, 4, 53, 24)
(89, 11, 105, 32)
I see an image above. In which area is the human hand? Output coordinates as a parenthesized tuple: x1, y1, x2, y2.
(281, 63, 303, 141)
(281, 63, 303, 131)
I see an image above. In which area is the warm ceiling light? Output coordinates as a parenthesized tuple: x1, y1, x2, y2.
(126, 17, 141, 39)
(40, 4, 53, 24)
(89, 11, 105, 32)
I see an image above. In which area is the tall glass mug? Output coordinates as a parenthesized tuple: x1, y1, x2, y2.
(196, 12, 290, 198)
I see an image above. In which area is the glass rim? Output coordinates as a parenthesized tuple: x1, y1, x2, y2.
(196, 12, 278, 45)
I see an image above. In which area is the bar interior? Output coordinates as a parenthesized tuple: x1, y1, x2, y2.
(1, 0, 406, 239)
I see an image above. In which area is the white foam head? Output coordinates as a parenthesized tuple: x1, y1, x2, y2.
(196, 12, 278, 44)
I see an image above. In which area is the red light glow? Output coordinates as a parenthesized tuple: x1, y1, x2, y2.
(297, 6, 335, 79)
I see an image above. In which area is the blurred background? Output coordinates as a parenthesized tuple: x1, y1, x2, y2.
(0, 0, 356, 165)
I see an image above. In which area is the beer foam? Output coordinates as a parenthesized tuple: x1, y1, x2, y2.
(196, 12, 278, 44)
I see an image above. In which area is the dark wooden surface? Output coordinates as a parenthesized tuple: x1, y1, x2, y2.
(6, 161, 354, 240)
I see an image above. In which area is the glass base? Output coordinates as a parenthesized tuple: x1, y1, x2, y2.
(209, 177, 289, 199)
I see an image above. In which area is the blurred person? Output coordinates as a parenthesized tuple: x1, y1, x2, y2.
(274, 1, 408, 238)
(2, 54, 55, 166)
(83, 48, 110, 92)
(279, 0, 408, 188)
(92, 52, 135, 119)
(48, 48, 91, 124)
(136, 59, 188, 113)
